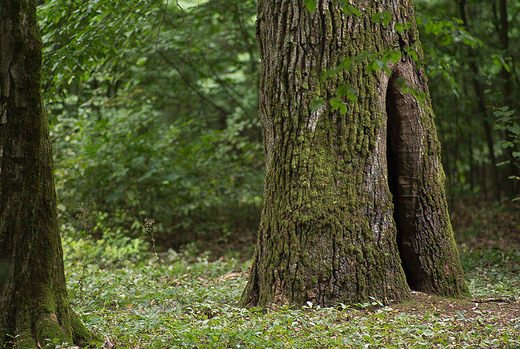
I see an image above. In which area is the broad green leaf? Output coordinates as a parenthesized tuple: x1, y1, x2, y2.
(337, 84, 351, 97)
(371, 11, 392, 26)
(342, 4, 362, 17)
(330, 97, 348, 115)
(311, 98, 325, 113)
(346, 92, 358, 103)
(388, 50, 402, 63)
(330, 97, 342, 110)
(306, 0, 317, 13)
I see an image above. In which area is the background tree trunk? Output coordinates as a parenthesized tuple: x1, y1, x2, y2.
(0, 1, 95, 347)
(240, 0, 467, 308)
(460, 0, 501, 201)
(497, 0, 519, 198)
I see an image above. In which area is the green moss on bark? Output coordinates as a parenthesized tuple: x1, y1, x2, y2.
(0, 1, 97, 347)
(241, 0, 466, 309)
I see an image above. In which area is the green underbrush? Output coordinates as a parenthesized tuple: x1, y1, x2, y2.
(60, 225, 520, 349)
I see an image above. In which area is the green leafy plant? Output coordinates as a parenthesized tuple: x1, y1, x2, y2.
(495, 106, 520, 199)
(60, 229, 520, 349)
(42, 0, 264, 249)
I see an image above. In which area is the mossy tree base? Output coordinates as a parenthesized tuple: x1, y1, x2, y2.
(2, 307, 96, 349)
(240, 0, 467, 308)
(0, 1, 97, 347)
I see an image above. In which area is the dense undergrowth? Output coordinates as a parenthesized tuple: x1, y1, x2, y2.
(54, 201, 520, 348)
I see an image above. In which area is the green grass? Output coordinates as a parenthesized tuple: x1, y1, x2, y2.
(60, 234, 520, 349)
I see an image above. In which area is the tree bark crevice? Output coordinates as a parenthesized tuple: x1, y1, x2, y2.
(240, 0, 467, 309)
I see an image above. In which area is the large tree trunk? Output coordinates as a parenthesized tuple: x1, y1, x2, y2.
(240, 0, 467, 308)
(0, 1, 95, 347)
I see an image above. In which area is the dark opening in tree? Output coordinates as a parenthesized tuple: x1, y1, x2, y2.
(240, 0, 467, 309)
(386, 68, 423, 291)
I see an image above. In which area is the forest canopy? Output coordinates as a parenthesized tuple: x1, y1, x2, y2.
(38, 0, 520, 248)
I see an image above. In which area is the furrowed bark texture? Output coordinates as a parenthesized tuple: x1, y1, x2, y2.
(0, 1, 94, 347)
(240, 0, 467, 308)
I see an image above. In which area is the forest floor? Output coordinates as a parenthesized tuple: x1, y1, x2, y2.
(61, 197, 520, 348)
(358, 197, 520, 346)
(435, 197, 520, 345)
(382, 197, 520, 338)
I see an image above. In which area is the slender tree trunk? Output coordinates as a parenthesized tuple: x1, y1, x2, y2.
(240, 0, 466, 308)
(470, 63, 501, 199)
(438, 120, 456, 205)
(492, 0, 519, 198)
(0, 1, 95, 347)
(498, 0, 520, 197)
(468, 131, 475, 191)
(459, 0, 502, 201)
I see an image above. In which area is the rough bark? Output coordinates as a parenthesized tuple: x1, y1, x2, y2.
(0, 1, 95, 348)
(240, 0, 467, 308)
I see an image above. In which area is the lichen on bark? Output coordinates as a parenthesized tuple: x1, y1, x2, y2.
(240, 0, 466, 309)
